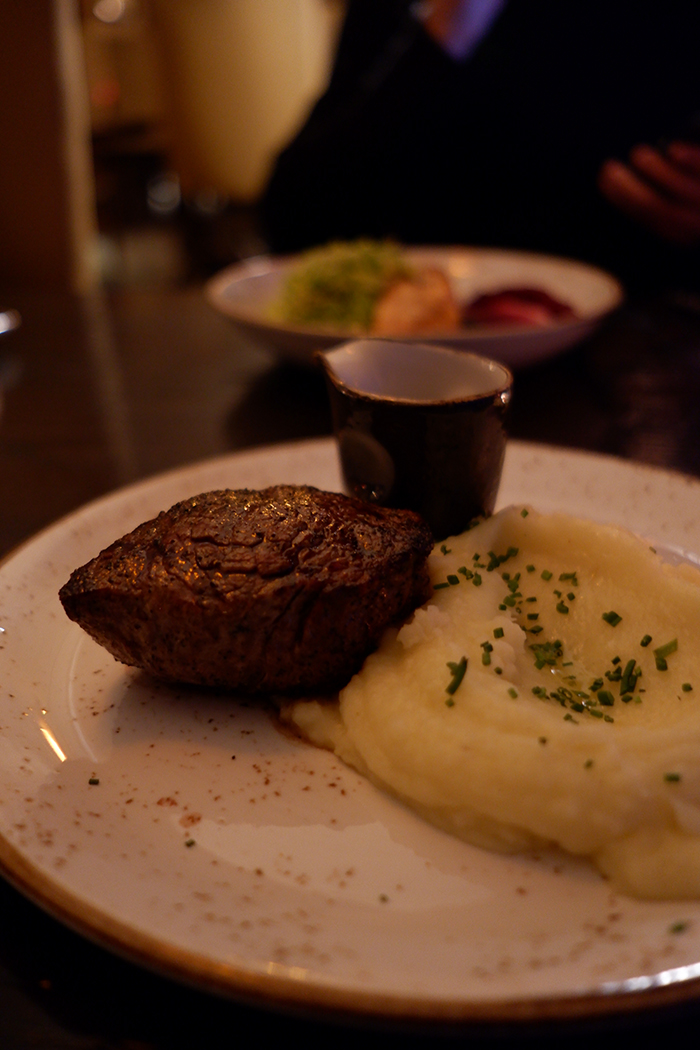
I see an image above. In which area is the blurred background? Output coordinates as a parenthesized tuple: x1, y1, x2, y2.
(3, 8, 700, 1050)
(0, 0, 346, 293)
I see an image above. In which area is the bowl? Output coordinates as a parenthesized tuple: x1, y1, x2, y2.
(206, 246, 623, 369)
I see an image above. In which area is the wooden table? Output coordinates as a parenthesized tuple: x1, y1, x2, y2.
(2, 283, 700, 1048)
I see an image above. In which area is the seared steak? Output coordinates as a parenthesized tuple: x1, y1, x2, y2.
(59, 485, 433, 694)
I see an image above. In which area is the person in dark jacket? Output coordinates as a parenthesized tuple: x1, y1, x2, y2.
(261, 0, 700, 291)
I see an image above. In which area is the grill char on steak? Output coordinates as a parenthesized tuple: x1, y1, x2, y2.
(59, 485, 434, 694)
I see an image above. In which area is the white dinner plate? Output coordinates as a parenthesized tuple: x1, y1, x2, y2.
(205, 247, 623, 369)
(2, 438, 700, 1026)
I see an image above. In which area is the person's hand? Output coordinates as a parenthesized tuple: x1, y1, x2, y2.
(598, 142, 700, 246)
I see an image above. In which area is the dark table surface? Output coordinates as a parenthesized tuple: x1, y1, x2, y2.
(2, 282, 700, 1049)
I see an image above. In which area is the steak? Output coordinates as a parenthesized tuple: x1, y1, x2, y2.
(59, 485, 433, 694)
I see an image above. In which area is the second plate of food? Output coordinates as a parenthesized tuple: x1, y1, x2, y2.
(206, 245, 623, 369)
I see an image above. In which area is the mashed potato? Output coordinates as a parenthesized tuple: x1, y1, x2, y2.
(283, 506, 700, 900)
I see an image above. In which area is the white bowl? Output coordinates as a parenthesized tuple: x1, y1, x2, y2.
(206, 246, 623, 369)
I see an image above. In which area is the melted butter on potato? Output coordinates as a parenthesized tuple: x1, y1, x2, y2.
(283, 506, 700, 900)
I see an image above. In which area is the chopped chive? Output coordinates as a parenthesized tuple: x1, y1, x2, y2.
(507, 687, 518, 699)
(521, 508, 529, 517)
(527, 613, 539, 621)
(493, 626, 505, 639)
(473, 573, 482, 586)
(640, 634, 652, 647)
(556, 601, 569, 614)
(529, 625, 544, 634)
(445, 697, 455, 707)
(482, 651, 492, 666)
(669, 921, 689, 934)
(588, 708, 604, 718)
(440, 544, 451, 555)
(494, 667, 503, 675)
(88, 776, 100, 786)
(682, 683, 693, 692)
(530, 639, 563, 665)
(447, 574, 460, 585)
(602, 611, 622, 627)
(603, 715, 614, 722)
(664, 772, 681, 782)
(620, 659, 637, 695)
(434, 581, 449, 590)
(584, 759, 594, 768)
(597, 689, 615, 706)
(541, 570, 553, 581)
(526, 564, 536, 572)
(654, 639, 678, 659)
(446, 656, 468, 695)
(656, 656, 668, 672)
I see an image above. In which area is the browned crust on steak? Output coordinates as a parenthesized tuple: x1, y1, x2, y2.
(59, 485, 433, 694)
